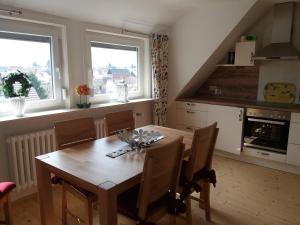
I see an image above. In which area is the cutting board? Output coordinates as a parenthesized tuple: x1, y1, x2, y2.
(264, 82, 296, 104)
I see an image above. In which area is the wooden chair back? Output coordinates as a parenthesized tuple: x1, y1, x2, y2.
(185, 123, 219, 181)
(54, 117, 96, 150)
(137, 136, 185, 220)
(104, 110, 135, 136)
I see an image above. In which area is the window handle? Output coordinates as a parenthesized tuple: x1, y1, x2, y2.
(55, 67, 61, 80)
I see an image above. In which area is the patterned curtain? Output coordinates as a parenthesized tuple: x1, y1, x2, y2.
(151, 33, 169, 126)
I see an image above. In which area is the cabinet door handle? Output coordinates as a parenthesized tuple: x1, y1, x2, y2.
(186, 111, 195, 114)
(250, 52, 254, 64)
(260, 152, 270, 156)
(186, 103, 195, 106)
(238, 109, 244, 121)
(186, 127, 193, 130)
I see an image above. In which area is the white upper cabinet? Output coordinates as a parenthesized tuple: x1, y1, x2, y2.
(207, 105, 244, 154)
(234, 41, 256, 66)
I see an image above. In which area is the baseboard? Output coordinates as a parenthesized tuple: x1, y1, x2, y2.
(215, 149, 300, 175)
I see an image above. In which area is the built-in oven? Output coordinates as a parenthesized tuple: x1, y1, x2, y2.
(243, 108, 291, 154)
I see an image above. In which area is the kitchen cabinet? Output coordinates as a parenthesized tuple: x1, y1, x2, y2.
(175, 124, 199, 133)
(207, 105, 244, 154)
(287, 113, 300, 166)
(287, 144, 300, 166)
(175, 102, 208, 132)
(176, 101, 208, 112)
(234, 41, 256, 66)
(217, 41, 256, 67)
(176, 108, 207, 128)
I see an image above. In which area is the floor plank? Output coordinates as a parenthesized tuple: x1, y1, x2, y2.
(2, 155, 300, 225)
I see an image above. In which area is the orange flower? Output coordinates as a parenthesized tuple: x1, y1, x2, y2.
(75, 84, 90, 96)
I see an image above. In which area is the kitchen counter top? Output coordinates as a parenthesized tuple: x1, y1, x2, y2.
(177, 97, 300, 113)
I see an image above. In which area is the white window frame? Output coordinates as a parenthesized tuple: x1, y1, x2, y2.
(85, 32, 146, 103)
(0, 19, 63, 114)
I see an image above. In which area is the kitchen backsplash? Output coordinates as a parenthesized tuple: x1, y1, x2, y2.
(195, 65, 259, 101)
(257, 61, 300, 104)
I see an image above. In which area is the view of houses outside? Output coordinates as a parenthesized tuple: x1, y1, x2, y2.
(0, 38, 53, 102)
(91, 45, 138, 95)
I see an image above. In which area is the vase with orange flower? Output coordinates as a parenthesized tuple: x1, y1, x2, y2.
(75, 84, 91, 108)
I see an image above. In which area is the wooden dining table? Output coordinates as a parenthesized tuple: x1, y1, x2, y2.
(35, 125, 193, 225)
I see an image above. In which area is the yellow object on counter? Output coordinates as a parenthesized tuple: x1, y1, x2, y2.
(264, 82, 296, 104)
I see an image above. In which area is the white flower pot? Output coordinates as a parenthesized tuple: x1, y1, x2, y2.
(10, 97, 26, 117)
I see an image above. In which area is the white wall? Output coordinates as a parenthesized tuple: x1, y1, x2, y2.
(168, 0, 258, 105)
(258, 61, 300, 102)
(0, 6, 153, 181)
(250, 4, 300, 103)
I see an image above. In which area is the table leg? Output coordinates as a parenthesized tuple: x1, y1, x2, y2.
(98, 181, 117, 225)
(35, 158, 55, 225)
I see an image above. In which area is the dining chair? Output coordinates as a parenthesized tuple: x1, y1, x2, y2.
(0, 182, 16, 225)
(117, 136, 185, 225)
(179, 122, 218, 224)
(54, 117, 97, 225)
(104, 110, 135, 136)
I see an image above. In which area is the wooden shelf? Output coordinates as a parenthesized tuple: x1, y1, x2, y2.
(216, 64, 253, 67)
(216, 64, 237, 67)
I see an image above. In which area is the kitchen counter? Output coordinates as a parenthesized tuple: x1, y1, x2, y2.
(177, 97, 300, 113)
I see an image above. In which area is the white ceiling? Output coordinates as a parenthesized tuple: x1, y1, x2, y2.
(0, 0, 244, 33)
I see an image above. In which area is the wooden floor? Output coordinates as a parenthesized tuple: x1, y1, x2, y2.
(3, 155, 300, 225)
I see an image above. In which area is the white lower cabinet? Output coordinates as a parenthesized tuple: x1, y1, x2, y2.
(207, 105, 244, 155)
(287, 113, 300, 166)
(243, 147, 286, 163)
(287, 144, 300, 166)
(175, 125, 200, 133)
(176, 102, 208, 133)
(176, 108, 207, 128)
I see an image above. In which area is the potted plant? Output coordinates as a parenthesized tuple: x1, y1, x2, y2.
(1, 71, 32, 117)
(75, 84, 91, 108)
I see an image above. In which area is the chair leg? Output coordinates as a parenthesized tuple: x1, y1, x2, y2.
(62, 184, 67, 225)
(3, 194, 13, 225)
(200, 182, 211, 221)
(185, 196, 192, 225)
(86, 198, 93, 225)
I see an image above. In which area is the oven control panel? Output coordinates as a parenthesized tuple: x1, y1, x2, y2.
(246, 108, 291, 121)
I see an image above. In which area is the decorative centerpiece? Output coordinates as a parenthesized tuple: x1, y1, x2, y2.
(75, 84, 91, 108)
(1, 71, 32, 117)
(117, 129, 163, 151)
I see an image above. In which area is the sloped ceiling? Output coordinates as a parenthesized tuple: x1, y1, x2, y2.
(168, 0, 300, 103)
(0, 0, 244, 33)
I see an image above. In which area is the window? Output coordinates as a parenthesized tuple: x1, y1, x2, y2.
(0, 32, 54, 102)
(0, 20, 63, 114)
(91, 43, 139, 96)
(86, 32, 147, 103)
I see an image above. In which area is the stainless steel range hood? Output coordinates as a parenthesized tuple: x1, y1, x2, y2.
(253, 2, 299, 60)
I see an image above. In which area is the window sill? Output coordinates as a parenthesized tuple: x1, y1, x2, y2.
(0, 98, 153, 124)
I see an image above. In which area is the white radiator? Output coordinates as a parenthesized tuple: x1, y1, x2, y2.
(7, 119, 105, 193)
(95, 119, 106, 139)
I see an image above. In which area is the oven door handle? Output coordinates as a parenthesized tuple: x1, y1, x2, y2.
(247, 118, 286, 125)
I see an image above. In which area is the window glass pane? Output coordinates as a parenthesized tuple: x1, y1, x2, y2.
(0, 33, 54, 102)
(91, 42, 138, 95)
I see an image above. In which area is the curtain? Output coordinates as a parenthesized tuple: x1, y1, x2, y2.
(151, 33, 169, 126)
